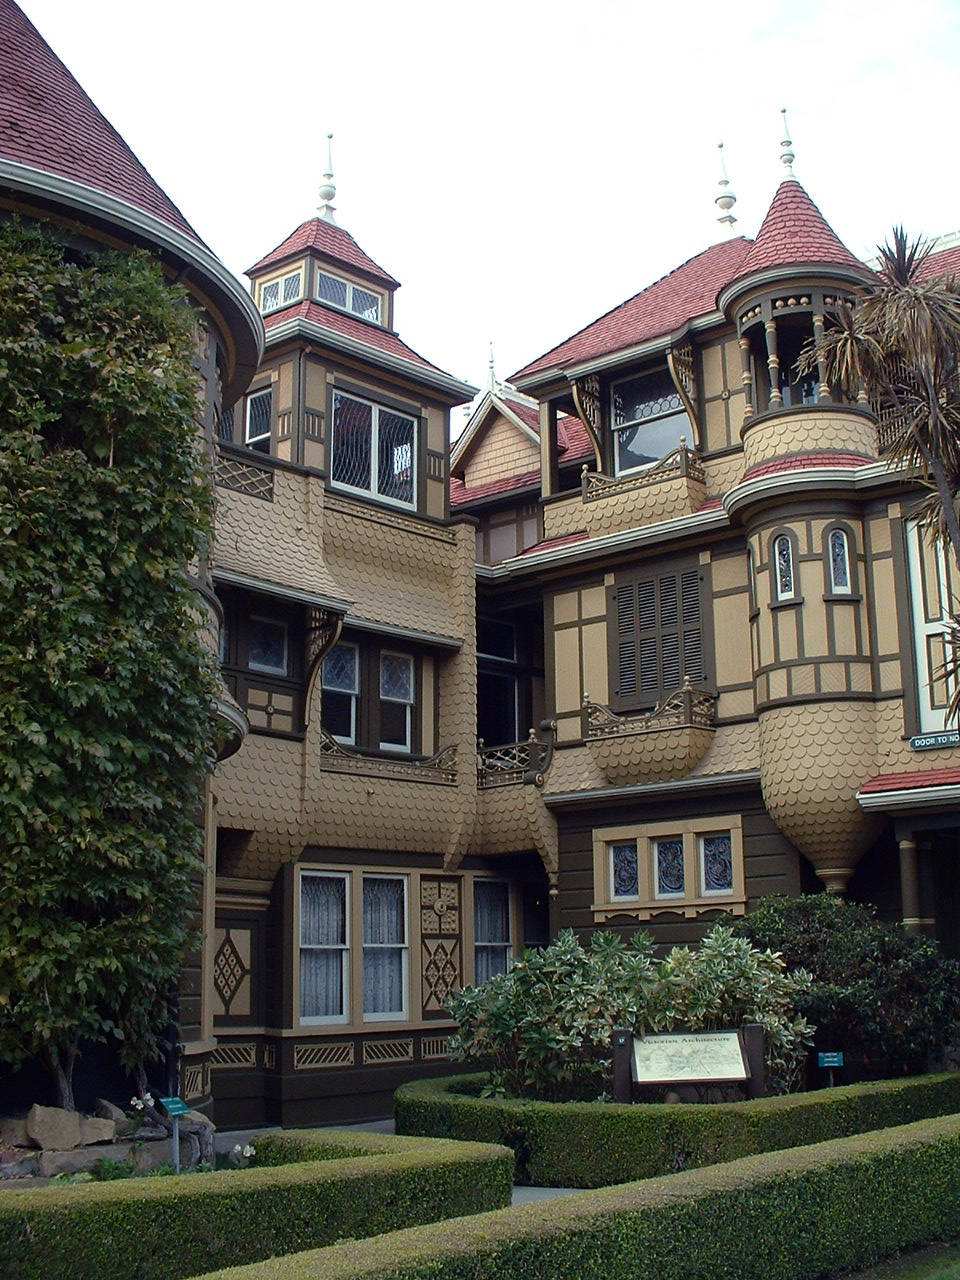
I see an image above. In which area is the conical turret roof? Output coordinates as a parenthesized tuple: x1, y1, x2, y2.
(737, 179, 863, 276)
(247, 217, 400, 290)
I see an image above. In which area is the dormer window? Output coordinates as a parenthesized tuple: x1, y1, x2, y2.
(259, 269, 302, 314)
(611, 369, 690, 475)
(316, 269, 382, 323)
(331, 390, 416, 509)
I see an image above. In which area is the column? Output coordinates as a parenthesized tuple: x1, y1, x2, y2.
(898, 834, 921, 933)
(764, 320, 782, 408)
(539, 400, 559, 497)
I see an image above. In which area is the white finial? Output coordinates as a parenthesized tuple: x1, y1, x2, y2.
(488, 341, 496, 392)
(318, 133, 337, 222)
(779, 108, 795, 179)
(715, 142, 737, 232)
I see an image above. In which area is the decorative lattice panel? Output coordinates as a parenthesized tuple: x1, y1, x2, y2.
(262, 1044, 277, 1071)
(420, 877, 463, 1016)
(362, 1038, 414, 1065)
(211, 1043, 257, 1069)
(213, 928, 252, 1018)
(216, 453, 274, 501)
(294, 1042, 355, 1071)
(182, 1062, 210, 1100)
(420, 1036, 450, 1061)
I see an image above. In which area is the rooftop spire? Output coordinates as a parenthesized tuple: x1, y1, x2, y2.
(779, 108, 796, 180)
(488, 341, 496, 392)
(715, 142, 737, 233)
(318, 133, 337, 223)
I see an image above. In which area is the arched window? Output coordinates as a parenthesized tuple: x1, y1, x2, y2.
(827, 528, 851, 594)
(773, 534, 795, 600)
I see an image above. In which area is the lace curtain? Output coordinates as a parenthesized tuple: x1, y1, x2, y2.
(363, 877, 405, 1015)
(475, 881, 510, 984)
(300, 876, 346, 1018)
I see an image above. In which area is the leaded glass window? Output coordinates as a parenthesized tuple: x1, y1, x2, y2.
(380, 652, 414, 752)
(331, 391, 416, 508)
(611, 369, 690, 474)
(248, 616, 288, 675)
(610, 841, 639, 899)
(321, 642, 359, 744)
(700, 833, 734, 895)
(316, 270, 382, 323)
(245, 388, 272, 454)
(654, 837, 685, 898)
(259, 269, 302, 314)
(829, 529, 851, 593)
(774, 535, 795, 600)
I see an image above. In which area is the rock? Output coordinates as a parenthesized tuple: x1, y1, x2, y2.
(94, 1099, 128, 1125)
(37, 1141, 135, 1177)
(133, 1124, 167, 1141)
(0, 1116, 30, 1148)
(185, 1109, 216, 1131)
(131, 1133, 195, 1173)
(79, 1116, 116, 1145)
(26, 1104, 81, 1151)
(0, 1152, 39, 1178)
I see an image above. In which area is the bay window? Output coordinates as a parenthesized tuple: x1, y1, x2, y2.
(321, 638, 418, 755)
(331, 390, 416, 508)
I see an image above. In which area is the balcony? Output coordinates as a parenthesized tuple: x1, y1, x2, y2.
(477, 727, 555, 789)
(319, 731, 458, 785)
(583, 679, 716, 786)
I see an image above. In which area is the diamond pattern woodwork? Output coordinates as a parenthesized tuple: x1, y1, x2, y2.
(419, 877, 463, 1015)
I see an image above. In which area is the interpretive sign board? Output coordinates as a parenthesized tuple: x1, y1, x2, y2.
(631, 1031, 749, 1086)
(818, 1052, 844, 1069)
(159, 1095, 190, 1117)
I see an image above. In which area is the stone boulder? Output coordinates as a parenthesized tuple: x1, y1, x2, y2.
(79, 1116, 116, 1146)
(26, 1104, 81, 1151)
(94, 1099, 128, 1125)
(0, 1116, 30, 1148)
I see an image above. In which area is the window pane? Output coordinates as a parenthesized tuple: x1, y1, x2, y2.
(615, 408, 689, 471)
(363, 877, 405, 944)
(830, 530, 850, 591)
(363, 877, 405, 1016)
(332, 393, 372, 491)
(352, 286, 380, 321)
(248, 617, 287, 674)
(487, 522, 517, 563)
(477, 670, 518, 747)
(377, 411, 415, 504)
(613, 371, 682, 426)
(219, 405, 234, 441)
(475, 881, 509, 943)
(322, 690, 354, 742)
(300, 949, 344, 1018)
(655, 837, 685, 897)
(701, 834, 734, 894)
(260, 281, 279, 312)
(322, 643, 358, 693)
(380, 653, 413, 702)
(246, 389, 272, 450)
(317, 271, 348, 307)
(363, 948, 403, 1014)
(283, 271, 301, 303)
(301, 875, 346, 946)
(775, 536, 794, 598)
(611, 841, 639, 898)
(477, 617, 516, 661)
(379, 699, 409, 749)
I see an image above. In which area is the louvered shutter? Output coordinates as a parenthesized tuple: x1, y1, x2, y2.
(613, 581, 637, 703)
(609, 562, 705, 709)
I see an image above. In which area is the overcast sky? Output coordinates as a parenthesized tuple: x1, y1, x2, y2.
(20, 0, 960, 419)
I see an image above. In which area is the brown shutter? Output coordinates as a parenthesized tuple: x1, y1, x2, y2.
(612, 581, 637, 705)
(609, 561, 705, 710)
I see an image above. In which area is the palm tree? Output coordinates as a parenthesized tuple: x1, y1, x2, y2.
(803, 227, 960, 568)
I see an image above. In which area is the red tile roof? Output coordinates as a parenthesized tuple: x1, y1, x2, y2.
(0, 0, 200, 242)
(859, 766, 960, 794)
(919, 242, 960, 281)
(248, 217, 399, 288)
(511, 238, 752, 383)
(519, 531, 589, 556)
(742, 450, 872, 481)
(263, 299, 441, 371)
(450, 467, 541, 508)
(734, 180, 864, 279)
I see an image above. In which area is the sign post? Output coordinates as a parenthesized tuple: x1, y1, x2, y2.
(160, 1096, 190, 1174)
(817, 1051, 844, 1088)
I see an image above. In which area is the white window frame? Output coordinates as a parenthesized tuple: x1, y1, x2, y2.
(610, 369, 690, 478)
(259, 269, 302, 315)
(379, 650, 414, 752)
(773, 534, 796, 601)
(245, 388, 272, 451)
(299, 870, 350, 1026)
(827, 527, 852, 595)
(247, 615, 288, 675)
(362, 874, 409, 1023)
(315, 267, 382, 323)
(697, 832, 736, 898)
(609, 840, 640, 902)
(321, 641, 359, 745)
(473, 878, 513, 981)
(906, 519, 957, 732)
(331, 390, 417, 511)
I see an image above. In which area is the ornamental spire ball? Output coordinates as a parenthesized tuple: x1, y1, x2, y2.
(715, 142, 737, 232)
(779, 108, 796, 179)
(318, 132, 337, 222)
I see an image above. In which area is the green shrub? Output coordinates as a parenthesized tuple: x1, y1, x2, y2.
(447, 926, 812, 1099)
(732, 894, 960, 1079)
(189, 1113, 960, 1280)
(0, 1130, 512, 1280)
(395, 1069, 960, 1187)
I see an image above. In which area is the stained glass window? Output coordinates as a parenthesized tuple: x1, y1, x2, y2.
(774, 535, 794, 599)
(829, 529, 850, 593)
(700, 834, 734, 894)
(610, 842, 639, 898)
(612, 369, 689, 475)
(248, 616, 287, 675)
(380, 652, 413, 752)
(655, 838, 685, 897)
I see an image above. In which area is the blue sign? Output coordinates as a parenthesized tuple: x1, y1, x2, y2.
(909, 731, 960, 752)
(160, 1095, 190, 1117)
(818, 1052, 844, 1069)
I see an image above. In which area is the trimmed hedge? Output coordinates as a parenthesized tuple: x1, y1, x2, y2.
(188, 1113, 960, 1280)
(0, 1129, 512, 1280)
(395, 1069, 960, 1186)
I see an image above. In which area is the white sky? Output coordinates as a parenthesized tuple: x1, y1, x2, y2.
(19, 0, 960, 422)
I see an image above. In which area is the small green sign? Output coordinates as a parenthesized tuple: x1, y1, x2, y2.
(909, 730, 960, 751)
(818, 1052, 844, 1069)
(160, 1095, 190, 1117)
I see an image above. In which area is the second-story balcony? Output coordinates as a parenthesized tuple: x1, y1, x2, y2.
(583, 679, 716, 787)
